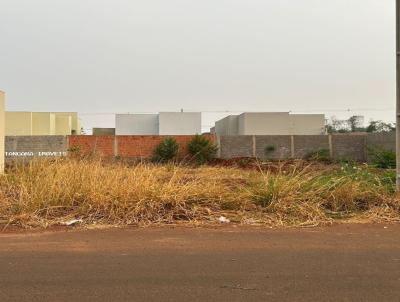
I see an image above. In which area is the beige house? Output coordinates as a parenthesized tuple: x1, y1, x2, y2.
(5, 112, 81, 136)
(115, 112, 202, 135)
(214, 112, 326, 136)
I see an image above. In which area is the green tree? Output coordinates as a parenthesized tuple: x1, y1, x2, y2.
(366, 120, 395, 133)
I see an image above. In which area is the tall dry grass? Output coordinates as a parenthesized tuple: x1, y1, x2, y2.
(0, 159, 398, 228)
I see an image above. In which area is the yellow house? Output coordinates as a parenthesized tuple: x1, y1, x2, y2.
(54, 112, 81, 135)
(5, 112, 81, 136)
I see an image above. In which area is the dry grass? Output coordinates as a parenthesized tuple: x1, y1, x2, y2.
(0, 158, 399, 228)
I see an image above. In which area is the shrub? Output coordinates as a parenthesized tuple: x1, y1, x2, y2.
(153, 137, 179, 163)
(368, 148, 396, 169)
(305, 149, 331, 163)
(188, 135, 218, 164)
(264, 145, 276, 155)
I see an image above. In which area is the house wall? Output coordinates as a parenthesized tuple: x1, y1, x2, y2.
(93, 128, 116, 136)
(55, 115, 72, 135)
(115, 114, 159, 135)
(238, 112, 291, 135)
(5, 112, 32, 135)
(215, 113, 326, 136)
(32, 112, 55, 135)
(6, 112, 79, 136)
(290, 114, 326, 135)
(158, 112, 201, 135)
(54, 112, 80, 134)
(215, 115, 239, 136)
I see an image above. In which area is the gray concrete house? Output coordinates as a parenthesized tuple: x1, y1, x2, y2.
(214, 112, 326, 136)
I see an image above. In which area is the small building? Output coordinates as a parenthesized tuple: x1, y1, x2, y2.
(5, 112, 81, 136)
(214, 112, 326, 136)
(115, 112, 201, 135)
(116, 114, 159, 135)
(92, 128, 116, 136)
(158, 112, 201, 135)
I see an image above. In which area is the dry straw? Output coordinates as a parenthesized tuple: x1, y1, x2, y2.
(0, 158, 398, 228)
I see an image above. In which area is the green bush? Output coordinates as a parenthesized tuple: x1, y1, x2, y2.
(368, 148, 396, 169)
(305, 149, 331, 162)
(188, 135, 218, 164)
(153, 137, 179, 163)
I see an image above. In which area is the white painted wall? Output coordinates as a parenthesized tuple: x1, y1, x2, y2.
(115, 114, 159, 135)
(238, 112, 291, 135)
(215, 115, 239, 136)
(0, 91, 4, 173)
(215, 112, 326, 135)
(290, 114, 326, 135)
(159, 112, 201, 135)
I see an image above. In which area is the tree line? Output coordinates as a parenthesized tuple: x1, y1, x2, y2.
(326, 116, 395, 134)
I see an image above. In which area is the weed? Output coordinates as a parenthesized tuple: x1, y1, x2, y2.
(153, 137, 179, 163)
(188, 135, 218, 164)
(368, 148, 396, 169)
(305, 149, 331, 162)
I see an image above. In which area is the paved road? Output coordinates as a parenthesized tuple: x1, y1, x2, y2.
(0, 224, 399, 302)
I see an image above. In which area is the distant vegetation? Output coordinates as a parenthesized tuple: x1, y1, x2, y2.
(327, 115, 395, 134)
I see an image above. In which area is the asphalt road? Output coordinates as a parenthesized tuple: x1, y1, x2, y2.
(0, 224, 399, 302)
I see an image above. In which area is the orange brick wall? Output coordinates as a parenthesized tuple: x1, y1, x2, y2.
(68, 135, 215, 159)
(68, 136, 115, 157)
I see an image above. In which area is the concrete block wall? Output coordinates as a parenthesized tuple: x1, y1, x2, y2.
(255, 136, 292, 160)
(293, 135, 330, 158)
(5, 136, 68, 162)
(218, 133, 396, 162)
(331, 135, 367, 162)
(219, 136, 253, 158)
(3, 133, 396, 163)
(366, 132, 396, 151)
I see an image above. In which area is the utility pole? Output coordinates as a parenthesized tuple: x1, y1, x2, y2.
(397, 0, 400, 191)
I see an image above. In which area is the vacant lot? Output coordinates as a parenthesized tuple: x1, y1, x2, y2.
(0, 159, 399, 228)
(0, 225, 399, 302)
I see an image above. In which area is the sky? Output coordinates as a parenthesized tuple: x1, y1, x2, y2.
(0, 0, 396, 132)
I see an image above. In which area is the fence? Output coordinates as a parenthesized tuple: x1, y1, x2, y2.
(68, 135, 213, 158)
(4, 133, 396, 163)
(219, 133, 395, 162)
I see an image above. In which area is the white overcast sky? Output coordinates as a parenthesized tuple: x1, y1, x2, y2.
(0, 0, 395, 131)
